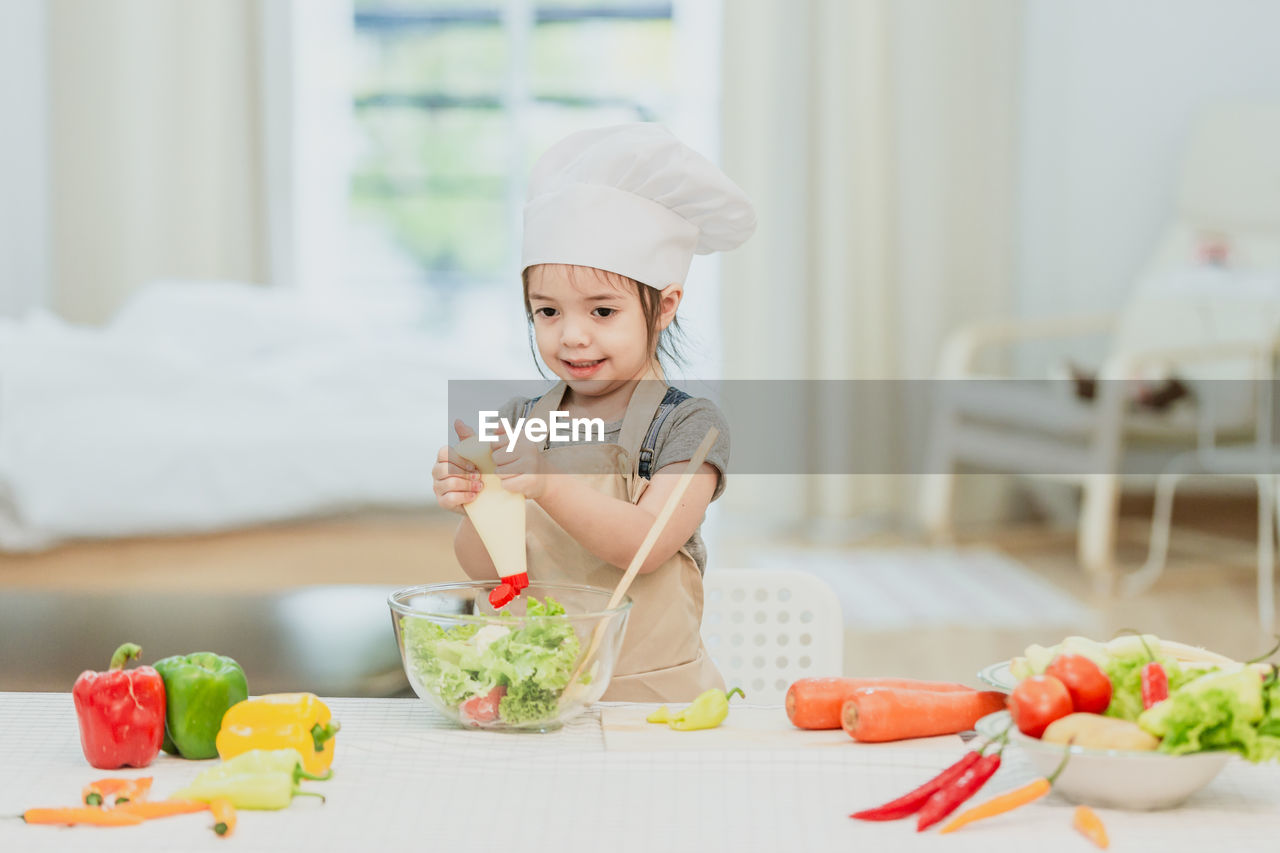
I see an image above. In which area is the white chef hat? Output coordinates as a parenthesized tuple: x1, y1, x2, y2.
(521, 123, 757, 289)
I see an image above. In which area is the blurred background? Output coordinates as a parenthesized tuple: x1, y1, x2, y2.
(2, 0, 1279, 697)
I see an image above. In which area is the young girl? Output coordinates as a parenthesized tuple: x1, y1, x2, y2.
(432, 124, 755, 701)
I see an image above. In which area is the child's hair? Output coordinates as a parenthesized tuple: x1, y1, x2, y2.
(521, 264, 686, 375)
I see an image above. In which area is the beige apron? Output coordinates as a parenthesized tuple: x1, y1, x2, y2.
(523, 375, 724, 702)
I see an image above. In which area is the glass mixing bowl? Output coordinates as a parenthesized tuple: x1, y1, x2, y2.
(389, 581, 632, 731)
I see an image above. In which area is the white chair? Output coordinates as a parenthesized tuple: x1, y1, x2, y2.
(701, 569, 843, 704)
(1135, 361, 1280, 633)
(921, 102, 1280, 591)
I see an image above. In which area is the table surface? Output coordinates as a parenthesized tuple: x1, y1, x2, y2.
(2, 693, 1278, 852)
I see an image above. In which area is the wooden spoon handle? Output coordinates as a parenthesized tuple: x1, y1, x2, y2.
(607, 426, 718, 609)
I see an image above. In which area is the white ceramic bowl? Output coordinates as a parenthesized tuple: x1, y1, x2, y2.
(974, 710, 1232, 810)
(976, 659, 1017, 693)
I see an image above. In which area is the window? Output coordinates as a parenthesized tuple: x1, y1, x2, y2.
(344, 1, 723, 375)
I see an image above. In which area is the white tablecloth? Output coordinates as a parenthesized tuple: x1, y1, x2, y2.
(1, 693, 1277, 852)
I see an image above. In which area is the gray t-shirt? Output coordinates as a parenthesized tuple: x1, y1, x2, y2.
(496, 391, 730, 574)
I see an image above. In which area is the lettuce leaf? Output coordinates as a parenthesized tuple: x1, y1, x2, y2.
(400, 595, 582, 725)
(1138, 668, 1268, 760)
(1103, 652, 1199, 722)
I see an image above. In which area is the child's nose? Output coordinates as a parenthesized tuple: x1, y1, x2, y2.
(560, 316, 590, 347)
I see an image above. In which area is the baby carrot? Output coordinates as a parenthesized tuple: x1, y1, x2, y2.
(113, 799, 210, 819)
(210, 798, 237, 838)
(841, 688, 1008, 742)
(787, 677, 975, 730)
(939, 743, 1072, 833)
(1073, 805, 1109, 848)
(23, 807, 145, 827)
(938, 777, 1049, 833)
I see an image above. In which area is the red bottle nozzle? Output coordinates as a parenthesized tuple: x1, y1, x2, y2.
(489, 583, 517, 609)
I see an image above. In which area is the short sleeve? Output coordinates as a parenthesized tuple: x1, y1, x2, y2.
(650, 397, 731, 500)
(495, 396, 528, 426)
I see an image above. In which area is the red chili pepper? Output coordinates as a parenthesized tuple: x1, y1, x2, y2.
(916, 749, 1002, 831)
(850, 750, 982, 821)
(72, 643, 166, 770)
(1141, 661, 1168, 709)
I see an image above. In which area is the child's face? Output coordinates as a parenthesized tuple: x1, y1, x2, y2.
(526, 264, 660, 397)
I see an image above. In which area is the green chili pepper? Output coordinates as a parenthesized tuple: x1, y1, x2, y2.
(646, 687, 745, 731)
(153, 652, 249, 759)
(172, 750, 326, 810)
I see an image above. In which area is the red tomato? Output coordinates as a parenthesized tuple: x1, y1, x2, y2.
(459, 685, 507, 725)
(1045, 653, 1112, 714)
(1009, 674, 1073, 738)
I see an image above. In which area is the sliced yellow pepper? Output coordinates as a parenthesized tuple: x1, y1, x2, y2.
(645, 687, 745, 731)
(215, 693, 340, 776)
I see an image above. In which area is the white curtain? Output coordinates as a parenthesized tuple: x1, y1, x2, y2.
(47, 0, 267, 324)
(719, 0, 1021, 538)
(0, 1, 49, 318)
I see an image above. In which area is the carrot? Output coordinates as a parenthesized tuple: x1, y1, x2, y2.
(940, 777, 1050, 833)
(840, 687, 1007, 742)
(1073, 804, 1109, 848)
(23, 807, 145, 827)
(210, 798, 237, 838)
(112, 799, 210, 819)
(786, 677, 976, 730)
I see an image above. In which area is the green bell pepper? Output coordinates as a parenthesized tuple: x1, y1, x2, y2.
(154, 652, 249, 759)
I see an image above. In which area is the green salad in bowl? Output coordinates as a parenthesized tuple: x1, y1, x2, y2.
(389, 582, 631, 731)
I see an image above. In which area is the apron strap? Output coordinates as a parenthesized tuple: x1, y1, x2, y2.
(616, 378, 670, 461)
(636, 386, 691, 480)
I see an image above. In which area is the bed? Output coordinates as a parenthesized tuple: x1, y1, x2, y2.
(0, 280, 506, 555)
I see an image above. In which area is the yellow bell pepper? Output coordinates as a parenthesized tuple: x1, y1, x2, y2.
(215, 693, 340, 776)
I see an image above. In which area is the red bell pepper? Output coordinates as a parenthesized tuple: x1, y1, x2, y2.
(72, 642, 166, 769)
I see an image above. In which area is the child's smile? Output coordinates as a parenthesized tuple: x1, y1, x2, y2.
(561, 357, 606, 379)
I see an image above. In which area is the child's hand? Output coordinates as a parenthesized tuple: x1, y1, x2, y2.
(492, 425, 557, 501)
(432, 420, 482, 514)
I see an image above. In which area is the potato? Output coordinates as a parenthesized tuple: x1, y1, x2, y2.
(1041, 713, 1159, 751)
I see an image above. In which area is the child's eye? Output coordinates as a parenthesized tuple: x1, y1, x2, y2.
(533, 307, 557, 318)
(592, 307, 617, 318)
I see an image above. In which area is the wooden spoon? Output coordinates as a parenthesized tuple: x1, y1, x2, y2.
(561, 426, 719, 701)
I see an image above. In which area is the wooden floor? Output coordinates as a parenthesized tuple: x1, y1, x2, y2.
(0, 507, 1268, 686)
(983, 519, 1268, 662)
(719, 506, 1271, 682)
(0, 511, 470, 592)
